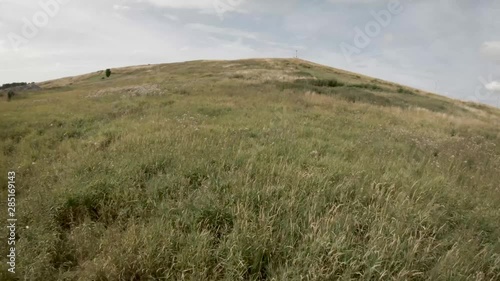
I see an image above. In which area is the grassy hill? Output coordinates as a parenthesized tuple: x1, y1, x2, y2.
(1, 58, 499, 280)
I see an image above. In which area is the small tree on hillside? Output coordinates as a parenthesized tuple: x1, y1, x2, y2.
(105, 69, 111, 78)
(7, 90, 15, 101)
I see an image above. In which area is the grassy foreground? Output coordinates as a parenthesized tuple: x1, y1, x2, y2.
(1, 59, 499, 280)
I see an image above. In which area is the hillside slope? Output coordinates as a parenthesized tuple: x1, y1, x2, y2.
(1, 59, 500, 280)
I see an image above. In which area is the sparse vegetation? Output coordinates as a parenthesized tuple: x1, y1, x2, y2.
(1, 59, 500, 280)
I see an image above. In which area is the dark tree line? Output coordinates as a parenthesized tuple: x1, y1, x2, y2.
(1, 82, 27, 90)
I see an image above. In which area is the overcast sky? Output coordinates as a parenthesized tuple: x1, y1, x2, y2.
(1, 0, 500, 106)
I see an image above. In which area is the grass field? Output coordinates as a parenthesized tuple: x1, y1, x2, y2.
(1, 58, 500, 280)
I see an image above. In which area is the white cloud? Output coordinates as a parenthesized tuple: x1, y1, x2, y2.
(140, 0, 298, 15)
(113, 4, 131, 10)
(186, 23, 258, 40)
(142, 0, 214, 9)
(163, 14, 179, 21)
(0, 40, 6, 54)
(480, 41, 500, 62)
(327, 0, 380, 2)
(485, 81, 500, 91)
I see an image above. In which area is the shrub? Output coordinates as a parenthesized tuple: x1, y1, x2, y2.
(293, 71, 314, 77)
(397, 87, 415, 95)
(308, 79, 344, 87)
(348, 83, 383, 91)
(105, 69, 112, 78)
(275, 79, 344, 93)
(177, 89, 190, 95)
(7, 90, 15, 101)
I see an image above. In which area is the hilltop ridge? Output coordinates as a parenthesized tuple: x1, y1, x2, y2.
(29, 58, 500, 124)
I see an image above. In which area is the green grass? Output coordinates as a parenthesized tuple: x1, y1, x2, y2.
(347, 83, 384, 91)
(1, 58, 500, 280)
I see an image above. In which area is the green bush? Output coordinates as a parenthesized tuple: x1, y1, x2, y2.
(7, 90, 15, 101)
(310, 79, 344, 87)
(397, 87, 415, 95)
(348, 83, 383, 91)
